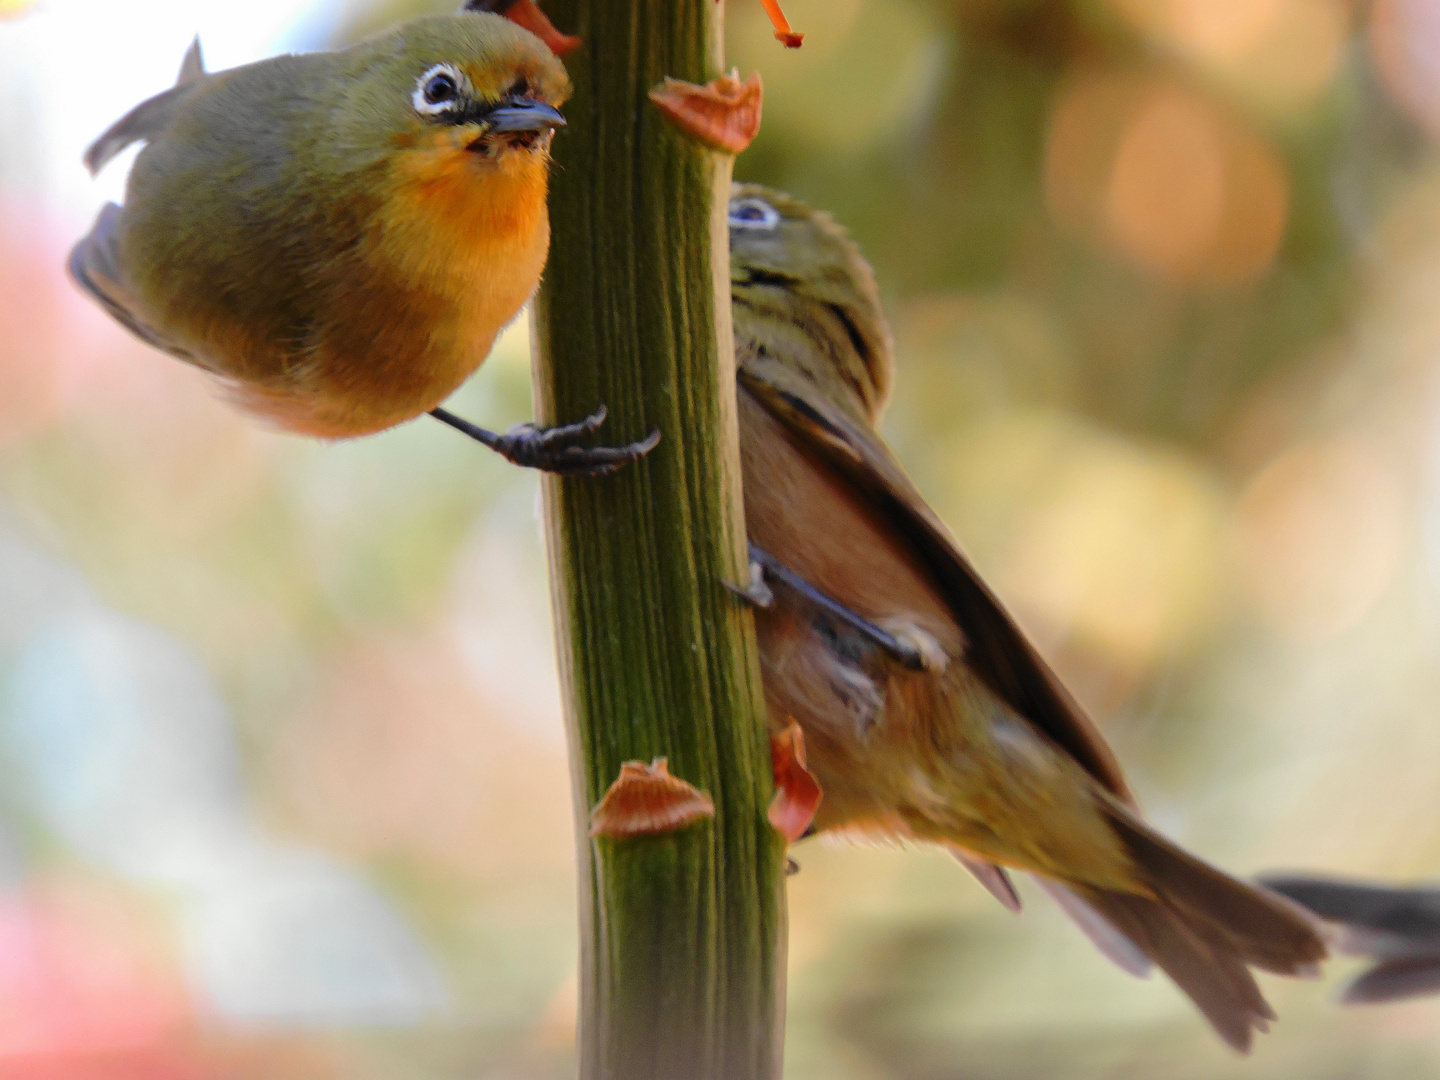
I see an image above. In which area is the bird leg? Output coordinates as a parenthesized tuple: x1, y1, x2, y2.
(735, 543, 929, 671)
(431, 405, 660, 477)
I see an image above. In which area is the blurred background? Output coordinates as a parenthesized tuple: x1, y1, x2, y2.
(3, 0, 1440, 1075)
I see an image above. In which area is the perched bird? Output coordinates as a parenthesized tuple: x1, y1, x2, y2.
(727, 184, 1328, 1052)
(1261, 873, 1440, 1003)
(70, 12, 654, 474)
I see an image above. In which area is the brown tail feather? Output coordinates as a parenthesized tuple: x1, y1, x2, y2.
(1057, 804, 1327, 1052)
(1071, 886, 1276, 1052)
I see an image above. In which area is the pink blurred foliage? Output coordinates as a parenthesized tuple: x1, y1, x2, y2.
(0, 194, 247, 451)
(0, 877, 345, 1080)
(0, 877, 194, 1076)
(273, 630, 573, 881)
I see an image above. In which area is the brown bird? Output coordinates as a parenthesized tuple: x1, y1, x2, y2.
(727, 183, 1328, 1052)
(1261, 873, 1440, 1004)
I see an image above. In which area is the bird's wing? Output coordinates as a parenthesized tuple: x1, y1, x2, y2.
(84, 37, 206, 175)
(68, 203, 195, 363)
(738, 353, 1135, 805)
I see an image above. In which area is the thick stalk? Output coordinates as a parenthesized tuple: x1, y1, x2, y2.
(529, 3, 786, 1079)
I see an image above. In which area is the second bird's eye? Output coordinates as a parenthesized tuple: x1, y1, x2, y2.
(413, 65, 465, 115)
(729, 197, 780, 230)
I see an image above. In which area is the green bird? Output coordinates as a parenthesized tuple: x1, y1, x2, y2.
(69, 10, 654, 474)
(728, 183, 1328, 1052)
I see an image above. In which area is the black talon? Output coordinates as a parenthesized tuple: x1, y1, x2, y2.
(529, 405, 610, 449)
(430, 406, 660, 476)
(747, 544, 927, 670)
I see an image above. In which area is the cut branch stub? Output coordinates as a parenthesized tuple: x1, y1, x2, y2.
(460, 0, 582, 56)
(650, 70, 763, 154)
(768, 723, 822, 842)
(590, 758, 717, 838)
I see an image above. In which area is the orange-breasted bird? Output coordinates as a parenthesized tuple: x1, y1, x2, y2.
(727, 184, 1328, 1051)
(69, 10, 655, 474)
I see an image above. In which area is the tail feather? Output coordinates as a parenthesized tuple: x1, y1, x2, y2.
(947, 845, 1022, 913)
(1105, 806, 1327, 978)
(1258, 873, 1440, 955)
(1036, 879, 1151, 978)
(1071, 886, 1276, 1052)
(1341, 956, 1440, 1004)
(1048, 803, 1327, 1053)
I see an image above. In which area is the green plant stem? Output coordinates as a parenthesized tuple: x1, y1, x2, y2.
(530, 2, 786, 1078)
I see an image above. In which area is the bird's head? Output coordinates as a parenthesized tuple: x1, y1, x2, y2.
(331, 13, 571, 286)
(728, 183, 894, 420)
(347, 13, 569, 173)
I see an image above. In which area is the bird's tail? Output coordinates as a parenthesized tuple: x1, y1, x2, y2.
(1043, 802, 1328, 1053)
(1258, 873, 1440, 1003)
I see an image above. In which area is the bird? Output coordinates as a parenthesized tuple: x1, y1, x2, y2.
(726, 183, 1329, 1052)
(69, 12, 655, 475)
(1260, 873, 1440, 1004)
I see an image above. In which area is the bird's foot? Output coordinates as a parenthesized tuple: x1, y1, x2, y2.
(431, 405, 660, 477)
(723, 551, 775, 609)
(743, 544, 931, 671)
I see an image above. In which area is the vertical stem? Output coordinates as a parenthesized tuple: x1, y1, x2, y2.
(530, 3, 786, 1079)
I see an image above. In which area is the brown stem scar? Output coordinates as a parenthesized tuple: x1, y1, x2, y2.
(769, 722, 822, 842)
(649, 70, 764, 155)
(469, 0, 582, 57)
(758, 0, 803, 47)
(589, 758, 716, 838)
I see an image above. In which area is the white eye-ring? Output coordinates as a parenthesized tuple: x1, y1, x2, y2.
(729, 196, 781, 230)
(413, 64, 467, 115)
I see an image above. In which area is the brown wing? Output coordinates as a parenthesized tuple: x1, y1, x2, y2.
(68, 203, 196, 363)
(738, 354, 1136, 805)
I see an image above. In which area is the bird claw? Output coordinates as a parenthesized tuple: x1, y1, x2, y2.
(432, 405, 660, 477)
(724, 556, 775, 609)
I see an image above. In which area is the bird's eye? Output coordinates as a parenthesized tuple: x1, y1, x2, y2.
(413, 65, 465, 115)
(729, 197, 780, 230)
(425, 74, 457, 103)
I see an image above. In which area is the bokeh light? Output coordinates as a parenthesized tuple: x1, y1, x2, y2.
(1234, 437, 1409, 641)
(1047, 74, 1289, 285)
(1107, 0, 1349, 112)
(1372, 0, 1440, 138)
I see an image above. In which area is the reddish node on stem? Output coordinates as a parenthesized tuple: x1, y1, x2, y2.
(769, 723, 822, 842)
(649, 71, 764, 155)
(462, 0, 582, 57)
(758, 0, 803, 47)
(589, 758, 715, 838)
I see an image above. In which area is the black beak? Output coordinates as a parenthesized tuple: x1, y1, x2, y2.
(487, 99, 566, 133)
